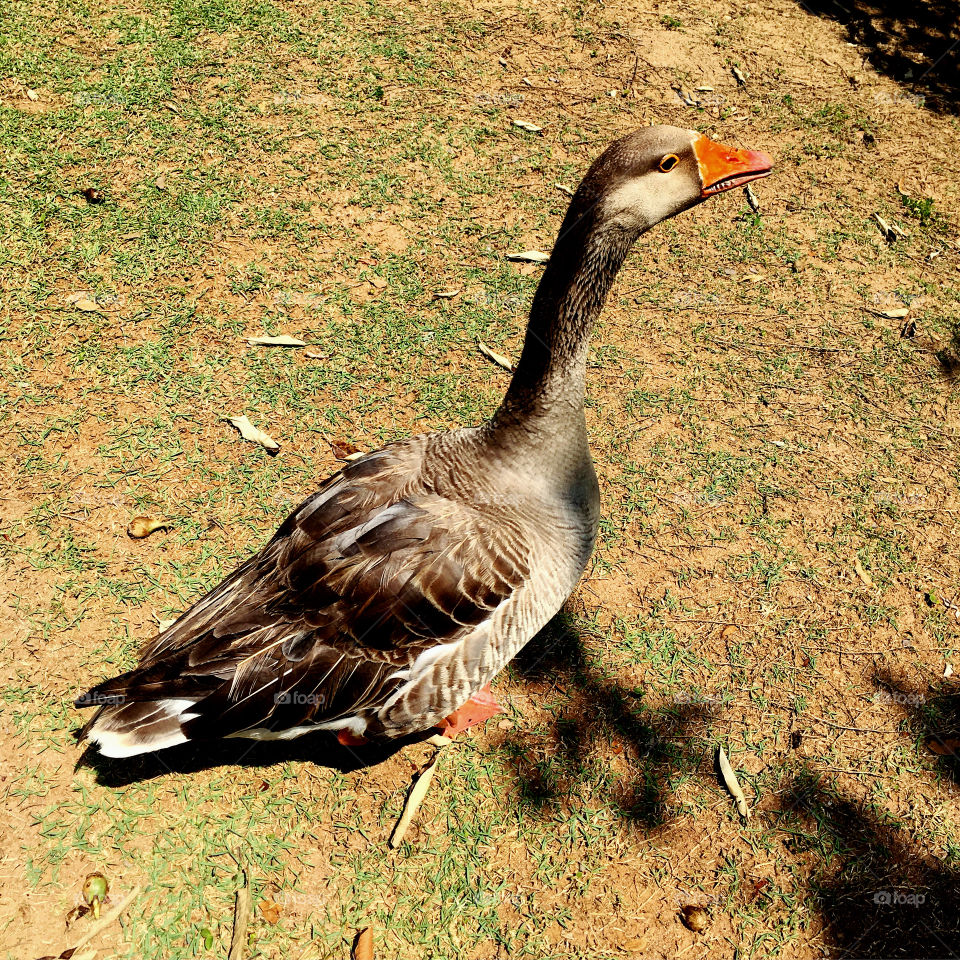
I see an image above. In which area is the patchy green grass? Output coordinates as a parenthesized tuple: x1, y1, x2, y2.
(2, 0, 960, 957)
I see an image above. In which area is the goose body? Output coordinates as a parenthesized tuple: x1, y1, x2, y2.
(77, 126, 772, 758)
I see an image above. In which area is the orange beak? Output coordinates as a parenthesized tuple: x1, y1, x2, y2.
(693, 134, 773, 197)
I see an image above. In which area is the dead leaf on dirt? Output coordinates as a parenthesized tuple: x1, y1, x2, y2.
(873, 213, 908, 242)
(154, 173, 168, 190)
(720, 624, 740, 643)
(127, 516, 168, 539)
(622, 937, 647, 954)
(945, 663, 955, 678)
(330, 439, 363, 461)
(26, 88, 39, 101)
(352, 926, 374, 960)
(64, 292, 101, 312)
(507, 250, 550, 264)
(512, 119, 541, 133)
(259, 899, 281, 924)
(881, 307, 910, 319)
(246, 334, 306, 347)
(477, 338, 514, 372)
(747, 878, 770, 902)
(744, 184, 760, 213)
(225, 415, 280, 455)
(390, 751, 442, 848)
(732, 65, 747, 84)
(555, 182, 574, 196)
(156, 617, 176, 632)
(853, 557, 873, 587)
(717, 745, 751, 819)
(432, 289, 460, 300)
(680, 904, 710, 932)
(304, 350, 326, 360)
(927, 738, 960, 757)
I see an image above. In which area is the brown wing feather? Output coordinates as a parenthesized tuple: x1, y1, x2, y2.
(76, 438, 531, 740)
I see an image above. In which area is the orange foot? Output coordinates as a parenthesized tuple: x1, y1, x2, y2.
(335, 685, 505, 747)
(435, 684, 505, 738)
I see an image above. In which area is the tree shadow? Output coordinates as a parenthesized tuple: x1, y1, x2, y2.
(871, 667, 960, 784)
(794, 0, 959, 113)
(494, 611, 715, 829)
(778, 767, 960, 958)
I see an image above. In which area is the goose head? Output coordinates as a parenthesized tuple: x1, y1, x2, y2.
(571, 125, 773, 238)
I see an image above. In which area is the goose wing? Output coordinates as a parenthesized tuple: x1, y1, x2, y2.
(77, 443, 531, 741)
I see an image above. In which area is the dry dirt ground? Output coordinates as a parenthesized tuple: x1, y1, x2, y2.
(1, 0, 959, 957)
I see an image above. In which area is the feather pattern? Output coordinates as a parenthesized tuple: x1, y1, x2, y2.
(77, 427, 597, 754)
(75, 126, 756, 757)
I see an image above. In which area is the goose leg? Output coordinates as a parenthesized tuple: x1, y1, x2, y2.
(335, 685, 504, 747)
(434, 684, 504, 738)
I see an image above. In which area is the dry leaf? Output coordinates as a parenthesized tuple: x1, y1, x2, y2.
(507, 250, 550, 264)
(717, 745, 750, 819)
(154, 173, 168, 190)
(304, 350, 326, 360)
(555, 182, 574, 196)
(226, 415, 280, 455)
(477, 339, 514, 372)
(26, 88, 39, 101)
(331, 440, 363, 461)
(732, 66, 747, 85)
(246, 334, 306, 347)
(64, 292, 101, 312)
(927, 738, 960, 757)
(945, 663, 955, 679)
(432, 289, 460, 300)
(157, 618, 176, 632)
(744, 184, 760, 213)
(512, 119, 542, 133)
(259, 899, 281, 924)
(352, 926, 374, 960)
(853, 558, 873, 587)
(390, 752, 442, 848)
(873, 213, 908, 241)
(127, 516, 168, 539)
(881, 307, 910, 319)
(680, 905, 710, 933)
(720, 624, 740, 643)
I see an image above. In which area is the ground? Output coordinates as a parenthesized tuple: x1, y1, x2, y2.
(1, 0, 959, 957)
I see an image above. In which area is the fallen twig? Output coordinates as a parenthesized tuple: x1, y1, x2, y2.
(228, 876, 252, 960)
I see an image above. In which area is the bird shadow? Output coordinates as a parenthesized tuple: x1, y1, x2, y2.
(793, 0, 960, 113)
(75, 727, 430, 788)
(493, 610, 715, 830)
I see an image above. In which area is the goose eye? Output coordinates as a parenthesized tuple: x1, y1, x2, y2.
(658, 154, 680, 172)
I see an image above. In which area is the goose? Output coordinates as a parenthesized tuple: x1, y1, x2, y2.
(76, 126, 772, 758)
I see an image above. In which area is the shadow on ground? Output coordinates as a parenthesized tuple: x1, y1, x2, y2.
(795, 0, 959, 112)
(780, 767, 960, 958)
(494, 611, 714, 829)
(77, 727, 424, 787)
